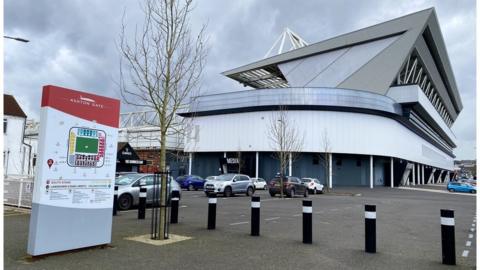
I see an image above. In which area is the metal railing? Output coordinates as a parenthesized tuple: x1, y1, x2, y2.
(4, 175, 34, 208)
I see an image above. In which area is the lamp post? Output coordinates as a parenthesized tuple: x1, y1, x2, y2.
(4, 36, 29, 43)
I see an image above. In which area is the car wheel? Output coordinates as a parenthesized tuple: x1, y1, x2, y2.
(224, 186, 232, 197)
(448, 189, 454, 192)
(246, 187, 254, 197)
(205, 192, 209, 197)
(117, 194, 132, 210)
(188, 184, 194, 191)
(304, 189, 309, 197)
(269, 192, 276, 197)
(264, 185, 268, 190)
(471, 190, 476, 194)
(312, 188, 316, 195)
(289, 188, 295, 198)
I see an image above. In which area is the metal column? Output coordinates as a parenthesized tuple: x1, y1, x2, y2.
(255, 152, 259, 179)
(390, 157, 394, 188)
(412, 163, 416, 186)
(328, 153, 332, 189)
(288, 153, 292, 176)
(369, 155, 373, 189)
(188, 153, 192, 175)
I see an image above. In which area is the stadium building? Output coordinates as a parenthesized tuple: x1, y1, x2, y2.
(179, 8, 463, 188)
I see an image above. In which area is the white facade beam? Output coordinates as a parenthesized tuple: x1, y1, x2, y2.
(369, 155, 374, 189)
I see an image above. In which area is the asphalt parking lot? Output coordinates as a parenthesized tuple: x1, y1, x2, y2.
(5, 187, 476, 269)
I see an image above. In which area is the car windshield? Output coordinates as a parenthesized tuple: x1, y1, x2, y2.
(115, 174, 143, 185)
(215, 174, 236, 181)
(301, 178, 311, 183)
(206, 176, 216, 180)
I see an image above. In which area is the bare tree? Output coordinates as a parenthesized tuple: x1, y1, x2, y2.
(317, 128, 332, 192)
(236, 146, 244, 174)
(267, 106, 304, 198)
(118, 0, 207, 240)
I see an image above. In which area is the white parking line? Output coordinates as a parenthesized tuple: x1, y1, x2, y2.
(180, 205, 187, 208)
(265, 217, 280, 221)
(462, 250, 469, 257)
(470, 228, 475, 232)
(292, 214, 301, 217)
(330, 208, 338, 211)
(314, 211, 324, 214)
(472, 224, 475, 227)
(398, 187, 476, 196)
(469, 234, 473, 239)
(229, 221, 248, 226)
(466, 241, 472, 247)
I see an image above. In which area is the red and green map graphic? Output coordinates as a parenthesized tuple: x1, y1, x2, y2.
(67, 127, 106, 167)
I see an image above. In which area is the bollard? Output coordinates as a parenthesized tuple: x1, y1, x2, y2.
(251, 196, 260, 236)
(138, 187, 147, 220)
(302, 200, 312, 244)
(440, 209, 456, 265)
(365, 205, 376, 253)
(113, 186, 118, 216)
(207, 193, 217, 230)
(170, 190, 180, 224)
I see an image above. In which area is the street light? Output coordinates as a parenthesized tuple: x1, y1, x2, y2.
(4, 35, 29, 43)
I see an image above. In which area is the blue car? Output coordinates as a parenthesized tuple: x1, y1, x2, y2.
(176, 175, 205, 191)
(447, 182, 476, 194)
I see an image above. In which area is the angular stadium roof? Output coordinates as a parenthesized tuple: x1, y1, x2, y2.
(222, 8, 463, 120)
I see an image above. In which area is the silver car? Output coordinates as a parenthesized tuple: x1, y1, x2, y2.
(204, 173, 255, 197)
(115, 173, 181, 210)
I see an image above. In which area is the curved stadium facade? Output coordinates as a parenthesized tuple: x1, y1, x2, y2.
(178, 8, 463, 188)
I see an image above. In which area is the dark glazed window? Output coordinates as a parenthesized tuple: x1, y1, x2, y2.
(356, 158, 362, 167)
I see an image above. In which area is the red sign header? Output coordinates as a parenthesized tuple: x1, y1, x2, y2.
(41, 85, 120, 128)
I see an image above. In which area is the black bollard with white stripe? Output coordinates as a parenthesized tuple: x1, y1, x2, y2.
(251, 196, 260, 236)
(138, 187, 147, 220)
(207, 193, 217, 230)
(365, 205, 376, 253)
(170, 190, 180, 224)
(302, 200, 313, 244)
(113, 186, 118, 216)
(440, 209, 456, 265)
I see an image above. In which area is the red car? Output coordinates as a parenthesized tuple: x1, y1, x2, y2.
(268, 176, 309, 198)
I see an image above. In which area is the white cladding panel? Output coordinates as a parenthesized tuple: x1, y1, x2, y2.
(185, 111, 453, 170)
(387, 85, 455, 141)
(278, 35, 399, 88)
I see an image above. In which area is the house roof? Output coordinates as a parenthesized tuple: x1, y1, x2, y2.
(4, 94, 27, 118)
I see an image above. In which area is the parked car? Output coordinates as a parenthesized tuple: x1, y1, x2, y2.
(301, 178, 324, 194)
(459, 178, 477, 186)
(447, 181, 476, 194)
(176, 175, 205, 191)
(269, 176, 308, 198)
(115, 173, 181, 210)
(204, 173, 255, 197)
(251, 178, 267, 190)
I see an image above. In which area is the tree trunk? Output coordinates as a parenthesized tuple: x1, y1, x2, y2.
(157, 129, 168, 239)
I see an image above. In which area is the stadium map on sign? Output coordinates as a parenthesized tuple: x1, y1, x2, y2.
(67, 127, 106, 167)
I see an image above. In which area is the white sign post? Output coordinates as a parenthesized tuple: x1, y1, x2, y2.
(27, 85, 120, 256)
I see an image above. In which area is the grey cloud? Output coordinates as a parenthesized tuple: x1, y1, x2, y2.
(4, 0, 476, 159)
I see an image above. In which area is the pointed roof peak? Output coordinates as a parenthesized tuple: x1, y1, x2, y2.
(264, 27, 309, 59)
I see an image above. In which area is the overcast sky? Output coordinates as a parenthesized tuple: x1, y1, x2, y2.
(4, 0, 476, 159)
